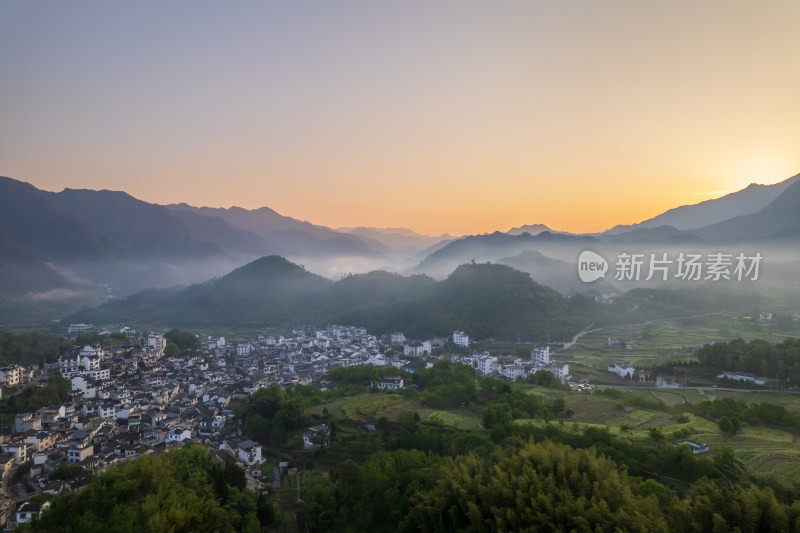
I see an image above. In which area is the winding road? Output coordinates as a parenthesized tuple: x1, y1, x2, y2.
(557, 311, 733, 354)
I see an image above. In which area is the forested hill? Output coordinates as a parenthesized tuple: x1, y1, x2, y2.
(65, 256, 593, 339)
(18, 443, 275, 532)
(304, 437, 798, 533)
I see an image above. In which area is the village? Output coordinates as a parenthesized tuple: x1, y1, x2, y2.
(0, 324, 572, 528)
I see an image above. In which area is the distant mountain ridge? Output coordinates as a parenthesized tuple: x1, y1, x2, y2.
(65, 256, 591, 339)
(337, 226, 453, 259)
(0, 176, 400, 293)
(167, 204, 385, 260)
(3, 171, 800, 326)
(507, 223, 555, 236)
(604, 173, 800, 233)
(606, 178, 800, 244)
(691, 179, 800, 241)
(412, 231, 597, 279)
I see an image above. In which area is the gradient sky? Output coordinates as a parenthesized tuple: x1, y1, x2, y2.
(2, 1, 799, 236)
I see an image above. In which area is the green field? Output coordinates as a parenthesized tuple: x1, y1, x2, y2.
(308, 380, 800, 485)
(309, 394, 421, 420)
(533, 387, 800, 484)
(562, 314, 800, 362)
(308, 393, 481, 429)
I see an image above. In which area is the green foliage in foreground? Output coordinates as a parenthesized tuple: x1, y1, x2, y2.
(699, 337, 800, 385)
(410, 361, 478, 409)
(304, 439, 800, 533)
(19, 443, 275, 533)
(0, 375, 71, 417)
(0, 330, 63, 366)
(164, 327, 201, 353)
(237, 385, 310, 445)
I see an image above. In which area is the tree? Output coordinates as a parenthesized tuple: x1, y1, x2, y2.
(248, 413, 269, 443)
(164, 343, 180, 357)
(649, 427, 665, 450)
(551, 397, 566, 417)
(713, 446, 738, 471)
(164, 328, 201, 353)
(402, 440, 671, 532)
(20, 444, 273, 532)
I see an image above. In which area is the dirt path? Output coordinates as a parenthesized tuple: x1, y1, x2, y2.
(558, 311, 732, 353)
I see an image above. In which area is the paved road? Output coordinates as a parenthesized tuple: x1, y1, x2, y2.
(559, 324, 598, 351)
(557, 311, 733, 353)
(616, 384, 800, 394)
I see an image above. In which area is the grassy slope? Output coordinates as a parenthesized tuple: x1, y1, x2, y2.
(309, 385, 800, 485)
(518, 387, 800, 484)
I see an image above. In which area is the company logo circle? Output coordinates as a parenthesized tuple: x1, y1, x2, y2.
(577, 250, 608, 283)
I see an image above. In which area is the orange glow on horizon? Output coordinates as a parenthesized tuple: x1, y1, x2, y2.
(2, 2, 799, 237)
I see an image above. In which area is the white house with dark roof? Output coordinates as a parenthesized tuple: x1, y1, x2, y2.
(372, 376, 404, 390)
(500, 364, 523, 381)
(14, 501, 50, 526)
(0, 364, 24, 386)
(608, 361, 636, 379)
(303, 424, 331, 449)
(543, 362, 570, 383)
(453, 331, 470, 347)
(166, 428, 192, 443)
(531, 345, 550, 365)
(476, 354, 495, 376)
(237, 439, 262, 465)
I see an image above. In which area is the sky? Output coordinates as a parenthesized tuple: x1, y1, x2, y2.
(2, 1, 800, 236)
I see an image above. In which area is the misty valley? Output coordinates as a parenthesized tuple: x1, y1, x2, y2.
(3, 175, 800, 531)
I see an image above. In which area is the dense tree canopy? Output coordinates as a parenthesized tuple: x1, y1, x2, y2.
(0, 331, 63, 366)
(699, 337, 800, 385)
(304, 437, 800, 532)
(0, 375, 71, 418)
(164, 328, 201, 353)
(411, 361, 478, 409)
(20, 443, 275, 533)
(238, 385, 310, 445)
(405, 440, 671, 532)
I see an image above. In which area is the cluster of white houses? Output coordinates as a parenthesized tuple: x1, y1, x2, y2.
(453, 345, 570, 383)
(0, 330, 257, 528)
(0, 364, 32, 389)
(0, 323, 485, 527)
(608, 361, 637, 379)
(716, 371, 766, 385)
(0, 323, 579, 526)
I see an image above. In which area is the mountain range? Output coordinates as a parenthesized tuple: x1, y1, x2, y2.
(414, 175, 800, 287)
(1, 172, 799, 327)
(604, 173, 800, 233)
(64, 256, 591, 339)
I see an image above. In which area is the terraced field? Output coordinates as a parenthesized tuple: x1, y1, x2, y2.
(310, 394, 422, 420)
(649, 390, 684, 406)
(567, 315, 800, 357)
(748, 454, 800, 483)
(681, 389, 705, 403)
(698, 428, 800, 483)
(426, 408, 481, 430)
(538, 388, 800, 483)
(311, 384, 800, 484)
(561, 393, 671, 430)
(309, 394, 481, 429)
